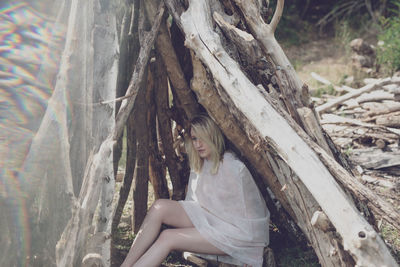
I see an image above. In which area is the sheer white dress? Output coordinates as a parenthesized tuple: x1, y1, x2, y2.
(179, 152, 270, 266)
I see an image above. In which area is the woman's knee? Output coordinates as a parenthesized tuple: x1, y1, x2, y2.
(148, 199, 170, 221)
(157, 229, 176, 251)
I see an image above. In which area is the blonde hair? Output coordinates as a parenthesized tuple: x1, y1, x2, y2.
(185, 114, 225, 174)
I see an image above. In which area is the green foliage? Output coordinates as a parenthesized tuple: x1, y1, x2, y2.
(276, 246, 321, 267)
(377, 4, 400, 75)
(333, 19, 355, 55)
(344, 144, 353, 156)
(118, 128, 127, 169)
(380, 222, 400, 262)
(311, 85, 336, 98)
(272, 1, 313, 46)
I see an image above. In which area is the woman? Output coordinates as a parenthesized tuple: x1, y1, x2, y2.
(121, 114, 270, 267)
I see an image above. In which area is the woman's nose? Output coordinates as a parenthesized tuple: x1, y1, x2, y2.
(193, 139, 201, 148)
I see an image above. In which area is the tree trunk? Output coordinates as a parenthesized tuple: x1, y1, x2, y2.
(148, 58, 170, 200)
(131, 71, 149, 233)
(111, 115, 137, 233)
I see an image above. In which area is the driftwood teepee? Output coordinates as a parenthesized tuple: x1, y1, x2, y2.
(8, 0, 399, 266)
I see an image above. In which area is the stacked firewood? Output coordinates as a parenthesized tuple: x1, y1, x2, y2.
(313, 74, 400, 194)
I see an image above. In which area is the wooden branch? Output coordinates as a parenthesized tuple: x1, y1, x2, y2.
(327, 130, 397, 146)
(183, 252, 208, 267)
(114, 6, 131, 178)
(210, 0, 240, 26)
(162, 0, 185, 29)
(154, 53, 187, 200)
(111, 119, 136, 232)
(316, 78, 396, 114)
(232, 0, 307, 125)
(269, 0, 284, 33)
(311, 211, 334, 232)
(156, 22, 200, 119)
(132, 4, 151, 230)
(360, 175, 395, 190)
(213, 11, 276, 88)
(312, 141, 400, 232)
(362, 101, 400, 118)
(148, 58, 170, 200)
(310, 71, 349, 92)
(113, 2, 165, 140)
(145, 0, 200, 119)
(297, 107, 334, 157)
(376, 113, 400, 128)
(321, 113, 400, 136)
(214, 9, 341, 168)
(132, 68, 150, 233)
(353, 149, 400, 170)
(356, 90, 394, 103)
(179, 1, 398, 265)
(111, 0, 140, 233)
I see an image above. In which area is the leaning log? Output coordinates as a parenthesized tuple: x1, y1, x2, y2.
(148, 59, 170, 200)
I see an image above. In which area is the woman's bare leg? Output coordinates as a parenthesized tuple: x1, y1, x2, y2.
(121, 199, 193, 267)
(133, 227, 225, 267)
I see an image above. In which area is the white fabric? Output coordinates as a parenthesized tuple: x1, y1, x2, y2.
(179, 151, 270, 267)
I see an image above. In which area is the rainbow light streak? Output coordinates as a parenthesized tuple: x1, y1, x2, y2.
(0, 1, 65, 265)
(3, 170, 31, 267)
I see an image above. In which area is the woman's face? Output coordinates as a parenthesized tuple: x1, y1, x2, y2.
(191, 129, 212, 160)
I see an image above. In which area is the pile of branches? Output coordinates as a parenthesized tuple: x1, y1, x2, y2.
(314, 74, 400, 205)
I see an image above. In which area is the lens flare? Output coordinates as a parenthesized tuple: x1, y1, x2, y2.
(0, 1, 65, 265)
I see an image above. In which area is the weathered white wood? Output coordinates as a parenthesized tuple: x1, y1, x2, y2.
(354, 150, 400, 170)
(361, 175, 395, 189)
(311, 211, 334, 232)
(325, 127, 397, 146)
(310, 71, 346, 92)
(343, 98, 360, 109)
(188, 7, 345, 266)
(91, 9, 119, 266)
(183, 252, 208, 267)
(316, 78, 399, 113)
(356, 90, 394, 103)
(297, 107, 333, 157)
(232, 0, 307, 120)
(362, 101, 400, 117)
(311, 71, 333, 85)
(82, 253, 105, 267)
(321, 113, 400, 136)
(376, 113, 400, 128)
(180, 1, 398, 265)
(56, 3, 165, 266)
